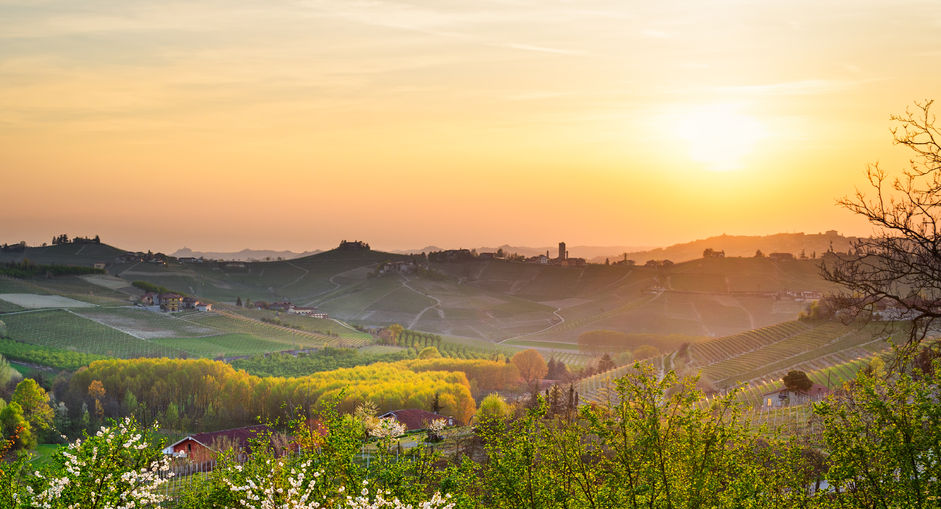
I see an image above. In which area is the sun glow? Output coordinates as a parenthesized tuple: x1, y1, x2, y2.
(670, 103, 766, 172)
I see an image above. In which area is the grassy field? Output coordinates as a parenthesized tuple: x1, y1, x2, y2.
(505, 339, 581, 350)
(0, 299, 24, 312)
(153, 333, 292, 359)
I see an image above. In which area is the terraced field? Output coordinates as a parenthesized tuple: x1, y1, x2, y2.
(698, 321, 895, 388)
(689, 321, 812, 366)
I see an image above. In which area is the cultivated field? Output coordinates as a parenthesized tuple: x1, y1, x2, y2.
(1, 309, 182, 358)
(0, 293, 95, 309)
(74, 307, 218, 339)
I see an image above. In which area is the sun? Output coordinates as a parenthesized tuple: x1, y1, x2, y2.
(670, 103, 766, 172)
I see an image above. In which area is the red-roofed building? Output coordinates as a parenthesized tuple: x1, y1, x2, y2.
(162, 425, 271, 464)
(378, 409, 454, 431)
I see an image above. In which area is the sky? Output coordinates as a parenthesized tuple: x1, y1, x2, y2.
(1, 0, 940, 253)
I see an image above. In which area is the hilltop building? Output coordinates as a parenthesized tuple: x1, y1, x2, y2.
(338, 240, 370, 251)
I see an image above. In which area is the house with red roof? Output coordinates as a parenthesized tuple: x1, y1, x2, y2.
(162, 425, 271, 464)
(378, 409, 454, 431)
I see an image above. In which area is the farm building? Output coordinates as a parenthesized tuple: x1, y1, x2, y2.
(761, 383, 829, 409)
(378, 409, 454, 431)
(288, 306, 328, 318)
(159, 293, 183, 312)
(162, 425, 271, 463)
(195, 302, 213, 312)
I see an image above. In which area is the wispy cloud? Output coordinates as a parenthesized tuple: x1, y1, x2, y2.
(715, 79, 868, 96)
(500, 43, 584, 56)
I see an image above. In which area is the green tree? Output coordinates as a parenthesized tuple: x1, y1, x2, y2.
(11, 379, 53, 433)
(418, 346, 441, 359)
(814, 358, 941, 508)
(0, 402, 33, 451)
(782, 370, 813, 392)
(476, 393, 510, 423)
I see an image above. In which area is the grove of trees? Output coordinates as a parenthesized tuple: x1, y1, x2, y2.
(64, 358, 477, 430)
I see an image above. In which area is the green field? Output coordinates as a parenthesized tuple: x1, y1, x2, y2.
(0, 340, 108, 370)
(153, 333, 292, 359)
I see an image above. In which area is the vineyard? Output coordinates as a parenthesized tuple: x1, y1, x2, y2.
(697, 320, 895, 388)
(1, 309, 182, 358)
(74, 307, 218, 339)
(687, 321, 812, 366)
(731, 355, 876, 407)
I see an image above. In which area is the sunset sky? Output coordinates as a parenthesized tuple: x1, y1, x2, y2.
(2, 1, 940, 253)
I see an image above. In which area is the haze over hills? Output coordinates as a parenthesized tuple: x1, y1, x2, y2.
(172, 247, 322, 261)
(594, 231, 859, 265)
(389, 232, 857, 265)
(0, 236, 836, 346)
(392, 244, 654, 258)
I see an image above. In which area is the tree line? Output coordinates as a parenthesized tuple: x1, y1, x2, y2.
(61, 358, 477, 432)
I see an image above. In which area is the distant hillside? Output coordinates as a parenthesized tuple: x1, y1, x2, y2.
(172, 247, 322, 261)
(0, 242, 128, 266)
(595, 232, 858, 265)
(395, 244, 652, 258)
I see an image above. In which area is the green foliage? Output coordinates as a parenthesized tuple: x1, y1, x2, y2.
(418, 346, 441, 359)
(0, 341, 107, 371)
(0, 261, 103, 278)
(814, 360, 941, 507)
(0, 355, 21, 388)
(0, 402, 33, 451)
(476, 393, 509, 422)
(131, 280, 177, 295)
(0, 319, 7, 339)
(782, 370, 813, 392)
(11, 379, 53, 433)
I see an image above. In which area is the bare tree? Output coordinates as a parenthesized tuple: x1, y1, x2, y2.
(822, 99, 941, 350)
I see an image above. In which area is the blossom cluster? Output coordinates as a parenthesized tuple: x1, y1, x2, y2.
(367, 418, 406, 439)
(426, 419, 448, 436)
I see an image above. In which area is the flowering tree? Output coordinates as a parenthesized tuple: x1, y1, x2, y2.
(3, 417, 171, 509)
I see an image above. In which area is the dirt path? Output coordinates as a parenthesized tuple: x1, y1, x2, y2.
(401, 278, 442, 329)
(281, 262, 309, 289)
(498, 307, 565, 344)
(301, 264, 374, 307)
